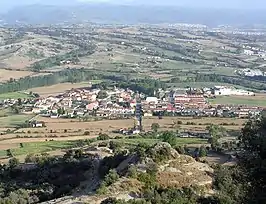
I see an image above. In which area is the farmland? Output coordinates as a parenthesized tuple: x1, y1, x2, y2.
(0, 140, 75, 158)
(0, 110, 34, 128)
(27, 82, 93, 97)
(0, 116, 245, 163)
(0, 69, 34, 82)
(209, 94, 266, 107)
(0, 92, 31, 99)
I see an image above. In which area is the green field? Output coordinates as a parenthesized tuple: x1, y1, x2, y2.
(0, 113, 34, 128)
(0, 137, 207, 159)
(91, 80, 103, 84)
(114, 138, 207, 146)
(209, 96, 266, 107)
(0, 92, 31, 100)
(0, 141, 75, 157)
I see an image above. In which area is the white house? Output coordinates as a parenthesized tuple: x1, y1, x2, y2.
(146, 97, 158, 104)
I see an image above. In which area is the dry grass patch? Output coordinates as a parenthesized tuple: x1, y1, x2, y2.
(27, 82, 92, 97)
(0, 69, 34, 82)
(37, 116, 245, 133)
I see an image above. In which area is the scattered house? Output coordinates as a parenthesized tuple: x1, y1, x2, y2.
(86, 101, 99, 111)
(30, 120, 45, 128)
(146, 97, 158, 104)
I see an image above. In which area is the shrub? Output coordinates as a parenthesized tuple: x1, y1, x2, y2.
(199, 146, 208, 157)
(104, 169, 119, 186)
(25, 153, 37, 163)
(151, 123, 160, 132)
(109, 141, 122, 152)
(175, 145, 185, 154)
(98, 133, 110, 141)
(96, 184, 108, 195)
(9, 157, 19, 168)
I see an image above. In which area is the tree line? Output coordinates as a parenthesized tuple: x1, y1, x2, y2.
(30, 43, 96, 72)
(169, 73, 266, 91)
(0, 68, 165, 95)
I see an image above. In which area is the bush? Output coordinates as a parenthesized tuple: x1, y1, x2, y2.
(104, 169, 119, 186)
(25, 153, 37, 163)
(160, 131, 177, 147)
(84, 131, 90, 136)
(175, 145, 185, 154)
(109, 141, 122, 152)
(199, 146, 208, 157)
(98, 133, 110, 141)
(9, 157, 19, 168)
(151, 123, 160, 132)
(6, 149, 13, 157)
(177, 121, 183, 125)
(128, 166, 138, 179)
(96, 184, 108, 195)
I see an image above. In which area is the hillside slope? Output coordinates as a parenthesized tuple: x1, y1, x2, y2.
(41, 142, 213, 204)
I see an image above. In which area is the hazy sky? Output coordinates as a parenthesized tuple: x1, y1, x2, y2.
(1, 0, 265, 10)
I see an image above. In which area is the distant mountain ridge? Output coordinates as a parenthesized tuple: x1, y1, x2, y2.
(1, 3, 266, 26)
(1, 0, 266, 12)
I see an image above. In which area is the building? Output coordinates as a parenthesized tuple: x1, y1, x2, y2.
(213, 86, 254, 96)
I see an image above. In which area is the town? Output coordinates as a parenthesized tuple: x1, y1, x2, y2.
(0, 84, 262, 126)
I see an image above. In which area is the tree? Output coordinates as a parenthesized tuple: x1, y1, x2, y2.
(57, 108, 65, 115)
(25, 153, 36, 163)
(160, 131, 177, 147)
(151, 123, 160, 132)
(98, 133, 110, 141)
(237, 116, 266, 202)
(199, 146, 207, 157)
(17, 98, 22, 106)
(74, 149, 83, 159)
(109, 141, 122, 153)
(20, 143, 24, 148)
(8, 157, 19, 168)
(206, 124, 219, 138)
(97, 90, 108, 99)
(11, 105, 20, 114)
(104, 169, 119, 186)
(6, 149, 13, 157)
(206, 124, 226, 150)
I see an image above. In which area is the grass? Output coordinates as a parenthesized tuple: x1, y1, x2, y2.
(0, 140, 75, 157)
(0, 92, 31, 100)
(0, 137, 207, 158)
(91, 80, 103, 84)
(114, 137, 207, 146)
(0, 113, 34, 128)
(209, 96, 266, 107)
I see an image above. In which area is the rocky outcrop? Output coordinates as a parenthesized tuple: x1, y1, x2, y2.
(42, 142, 214, 204)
